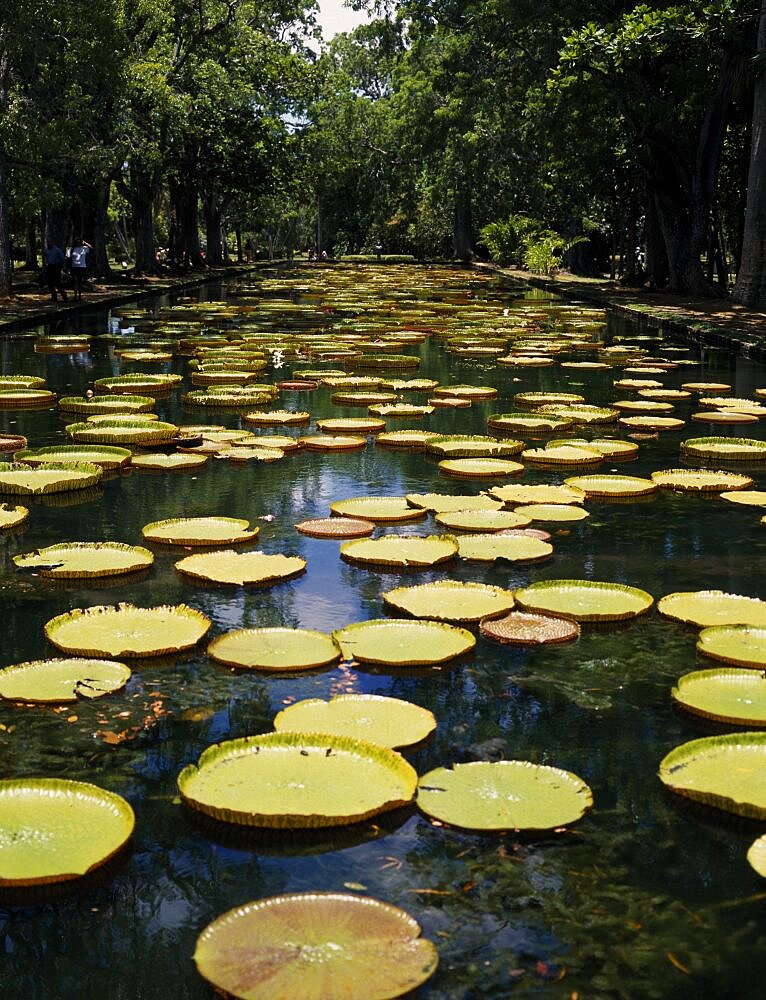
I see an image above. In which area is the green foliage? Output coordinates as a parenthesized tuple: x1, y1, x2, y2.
(480, 213, 588, 274)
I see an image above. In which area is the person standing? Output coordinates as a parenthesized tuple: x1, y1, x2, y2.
(43, 238, 67, 303)
(69, 237, 92, 300)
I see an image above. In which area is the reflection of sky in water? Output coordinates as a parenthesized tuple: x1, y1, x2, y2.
(2, 269, 766, 998)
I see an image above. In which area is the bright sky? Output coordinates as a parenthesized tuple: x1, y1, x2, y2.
(316, 1, 370, 39)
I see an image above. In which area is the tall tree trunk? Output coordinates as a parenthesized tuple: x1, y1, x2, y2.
(128, 166, 160, 275)
(0, 152, 11, 296)
(24, 218, 37, 270)
(81, 174, 113, 279)
(203, 195, 223, 265)
(644, 194, 669, 289)
(235, 227, 242, 263)
(452, 186, 473, 260)
(733, 0, 766, 306)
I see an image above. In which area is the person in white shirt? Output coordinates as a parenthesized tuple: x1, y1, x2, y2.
(70, 237, 92, 300)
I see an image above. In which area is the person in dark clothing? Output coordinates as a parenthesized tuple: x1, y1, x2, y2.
(43, 239, 67, 302)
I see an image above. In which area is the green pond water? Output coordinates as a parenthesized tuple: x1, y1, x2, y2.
(1, 264, 766, 998)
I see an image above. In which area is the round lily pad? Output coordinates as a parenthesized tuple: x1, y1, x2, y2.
(244, 410, 310, 425)
(14, 445, 132, 470)
(697, 625, 766, 668)
(747, 835, 766, 878)
(515, 579, 653, 622)
(193, 892, 438, 1000)
(13, 542, 153, 578)
(131, 452, 208, 472)
(650, 469, 753, 492)
(658, 733, 766, 819)
(691, 410, 758, 425)
(489, 484, 585, 505)
(0, 434, 27, 453)
(0, 461, 102, 495)
(480, 611, 580, 645)
(488, 412, 573, 433)
(208, 628, 341, 671)
(67, 419, 178, 446)
(438, 458, 523, 478)
(538, 404, 619, 424)
(142, 517, 258, 546)
(45, 603, 211, 657)
(433, 384, 497, 400)
(434, 509, 532, 532)
(513, 503, 589, 523)
(681, 437, 766, 461)
(416, 761, 593, 831)
(58, 394, 155, 415)
(383, 580, 515, 622)
(178, 732, 417, 828)
(564, 474, 657, 498)
(672, 668, 766, 726)
(330, 496, 426, 523)
(95, 374, 180, 394)
(0, 503, 28, 531)
(299, 435, 367, 451)
(515, 391, 585, 407)
(317, 417, 386, 433)
(426, 435, 524, 458)
(0, 658, 131, 703)
(333, 619, 475, 665)
(549, 438, 639, 461)
(176, 550, 306, 586)
(340, 534, 458, 568)
(376, 429, 440, 447)
(296, 517, 375, 538)
(522, 445, 603, 467)
(619, 416, 686, 431)
(368, 403, 433, 417)
(274, 694, 436, 748)
(721, 490, 766, 506)
(456, 533, 553, 563)
(657, 591, 766, 628)
(0, 779, 135, 886)
(406, 492, 503, 513)
(0, 388, 56, 408)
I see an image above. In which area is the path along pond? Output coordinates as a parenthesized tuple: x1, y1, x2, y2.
(1, 264, 766, 998)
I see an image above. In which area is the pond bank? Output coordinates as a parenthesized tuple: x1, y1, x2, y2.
(0, 262, 265, 334)
(475, 261, 766, 361)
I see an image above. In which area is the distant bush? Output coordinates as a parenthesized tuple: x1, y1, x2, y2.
(481, 214, 587, 275)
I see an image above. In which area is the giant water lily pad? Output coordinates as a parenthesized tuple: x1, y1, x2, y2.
(0, 779, 135, 886)
(317, 417, 386, 433)
(488, 412, 572, 433)
(244, 409, 310, 425)
(565, 474, 657, 497)
(340, 534, 457, 568)
(672, 668, 766, 726)
(299, 435, 367, 451)
(296, 517, 375, 539)
(680, 437, 766, 461)
(522, 445, 603, 467)
(747, 835, 766, 878)
(406, 492, 503, 512)
(658, 733, 766, 819)
(658, 591, 766, 628)
(479, 611, 580, 646)
(14, 542, 153, 578)
(416, 761, 593, 831)
(0, 658, 131, 703)
(0, 461, 101, 495)
(0, 388, 56, 408)
(176, 550, 306, 586)
(333, 619, 475, 664)
(0, 503, 28, 530)
(549, 438, 639, 461)
(193, 892, 438, 1000)
(14, 445, 132, 470)
(95, 374, 181, 394)
(427, 435, 524, 458)
(697, 625, 766, 668)
(274, 694, 436, 748)
(208, 628, 340, 671)
(538, 403, 619, 424)
(434, 508, 532, 532)
(376, 429, 440, 448)
(58, 394, 155, 414)
(131, 452, 208, 471)
(488, 484, 585, 505)
(721, 490, 766, 506)
(515, 579, 653, 621)
(438, 458, 524, 478)
(515, 391, 584, 407)
(67, 419, 178, 446)
(456, 533, 552, 563)
(383, 580, 515, 622)
(142, 516, 258, 546)
(513, 503, 589, 523)
(45, 603, 211, 657)
(330, 496, 425, 523)
(650, 469, 753, 492)
(178, 732, 417, 828)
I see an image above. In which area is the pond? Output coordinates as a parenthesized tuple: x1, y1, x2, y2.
(1, 263, 766, 999)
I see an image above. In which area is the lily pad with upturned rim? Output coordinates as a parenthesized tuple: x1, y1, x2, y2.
(488, 484, 585, 506)
(0, 462, 102, 495)
(548, 438, 639, 461)
(456, 533, 553, 563)
(513, 503, 589, 523)
(564, 474, 657, 498)
(747, 835, 766, 878)
(426, 435, 524, 458)
(131, 452, 209, 471)
(14, 445, 132, 470)
(333, 618, 475, 665)
(0, 504, 28, 530)
(416, 761, 593, 831)
(340, 534, 458, 568)
(296, 517, 375, 539)
(406, 492, 503, 513)
(650, 469, 753, 492)
(176, 550, 306, 587)
(515, 579, 653, 622)
(0, 778, 135, 886)
(479, 611, 580, 646)
(657, 591, 766, 628)
(208, 628, 341, 671)
(438, 458, 524, 478)
(697, 625, 766, 668)
(522, 445, 603, 467)
(13, 541, 153, 578)
(382, 580, 515, 623)
(672, 668, 766, 726)
(0, 658, 131, 703)
(193, 892, 438, 1000)
(680, 437, 766, 461)
(141, 516, 258, 546)
(434, 508, 532, 532)
(274, 694, 436, 748)
(721, 490, 766, 506)
(177, 732, 417, 828)
(330, 496, 426, 523)
(658, 733, 766, 819)
(45, 603, 211, 657)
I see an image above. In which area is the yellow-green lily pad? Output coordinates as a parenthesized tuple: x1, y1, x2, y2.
(0, 461, 102, 495)
(515, 579, 653, 622)
(0, 658, 131, 703)
(406, 492, 503, 512)
(658, 591, 766, 628)
(330, 496, 426, 523)
(564, 474, 657, 497)
(456, 533, 553, 563)
(333, 619, 475, 664)
(488, 484, 585, 505)
(14, 541, 153, 578)
(45, 603, 211, 657)
(697, 625, 766, 668)
(0, 503, 28, 530)
(438, 458, 524, 478)
(650, 469, 753, 492)
(434, 508, 532, 532)
(340, 534, 458, 568)
(382, 580, 515, 622)
(208, 628, 341, 671)
(672, 668, 766, 726)
(513, 503, 589, 523)
(142, 516, 258, 546)
(274, 694, 436, 748)
(176, 550, 306, 586)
